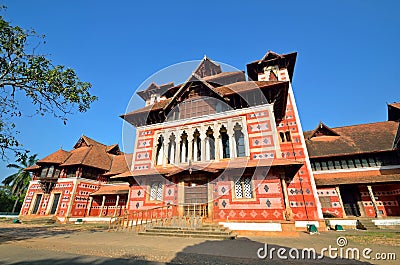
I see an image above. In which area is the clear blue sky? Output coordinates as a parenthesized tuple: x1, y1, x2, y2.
(1, 0, 399, 180)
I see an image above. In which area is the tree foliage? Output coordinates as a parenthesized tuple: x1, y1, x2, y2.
(2, 153, 38, 213)
(0, 11, 97, 159)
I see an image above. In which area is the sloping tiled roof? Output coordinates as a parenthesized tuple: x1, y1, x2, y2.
(24, 165, 41, 171)
(103, 154, 133, 176)
(122, 81, 287, 117)
(90, 184, 129, 196)
(305, 121, 400, 158)
(112, 158, 303, 179)
(37, 149, 70, 164)
(315, 173, 400, 186)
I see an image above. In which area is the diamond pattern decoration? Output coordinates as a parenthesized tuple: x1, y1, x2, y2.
(250, 210, 257, 218)
(266, 199, 272, 207)
(263, 138, 269, 144)
(254, 139, 260, 145)
(261, 210, 269, 218)
(306, 188, 310, 194)
(221, 200, 227, 208)
(135, 202, 140, 209)
(239, 210, 246, 218)
(229, 210, 236, 218)
(137, 190, 141, 196)
(264, 184, 269, 193)
(273, 210, 281, 218)
(221, 186, 226, 194)
(168, 189, 172, 196)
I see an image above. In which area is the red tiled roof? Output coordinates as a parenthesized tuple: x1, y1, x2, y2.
(305, 121, 400, 158)
(103, 154, 133, 176)
(315, 174, 400, 186)
(24, 165, 41, 171)
(37, 149, 70, 164)
(389, 103, 400, 109)
(112, 158, 303, 179)
(90, 184, 129, 196)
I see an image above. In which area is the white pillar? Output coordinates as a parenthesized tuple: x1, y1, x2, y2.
(193, 137, 198, 162)
(170, 140, 175, 164)
(367, 185, 382, 218)
(86, 196, 93, 216)
(99, 195, 105, 217)
(229, 133, 236, 158)
(200, 135, 206, 161)
(114, 195, 120, 217)
(187, 134, 193, 162)
(205, 137, 210, 161)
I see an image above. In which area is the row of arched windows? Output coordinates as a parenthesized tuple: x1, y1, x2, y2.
(155, 123, 246, 165)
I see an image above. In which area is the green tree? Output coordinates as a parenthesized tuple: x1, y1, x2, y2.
(2, 154, 38, 213)
(0, 10, 97, 159)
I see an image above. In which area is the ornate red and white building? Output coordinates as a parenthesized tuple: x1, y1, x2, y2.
(22, 51, 400, 232)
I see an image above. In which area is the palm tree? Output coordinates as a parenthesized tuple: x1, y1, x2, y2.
(2, 154, 38, 213)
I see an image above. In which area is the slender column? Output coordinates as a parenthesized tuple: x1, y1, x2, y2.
(214, 123, 220, 161)
(280, 175, 293, 221)
(367, 185, 382, 218)
(99, 195, 105, 217)
(200, 134, 206, 161)
(219, 135, 224, 159)
(335, 186, 347, 218)
(174, 131, 180, 164)
(240, 118, 250, 157)
(205, 137, 210, 161)
(178, 181, 185, 216)
(162, 133, 168, 166)
(114, 195, 120, 217)
(193, 137, 198, 162)
(229, 133, 236, 158)
(86, 196, 93, 216)
(187, 134, 193, 162)
(170, 140, 175, 164)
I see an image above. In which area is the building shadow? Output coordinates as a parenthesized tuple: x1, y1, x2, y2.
(166, 237, 373, 265)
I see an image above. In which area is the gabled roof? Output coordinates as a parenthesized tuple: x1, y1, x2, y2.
(246, 51, 297, 82)
(193, 55, 222, 78)
(121, 80, 289, 127)
(388, 102, 400, 121)
(308, 122, 340, 139)
(305, 121, 400, 158)
(136, 82, 175, 100)
(90, 184, 129, 196)
(37, 149, 70, 164)
(103, 153, 133, 176)
(74, 135, 105, 149)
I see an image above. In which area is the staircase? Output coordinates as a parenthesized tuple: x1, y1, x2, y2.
(138, 222, 237, 240)
(109, 205, 236, 239)
(357, 219, 379, 230)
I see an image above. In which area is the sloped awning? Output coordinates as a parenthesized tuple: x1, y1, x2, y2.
(315, 174, 400, 186)
(90, 185, 129, 196)
(111, 158, 304, 180)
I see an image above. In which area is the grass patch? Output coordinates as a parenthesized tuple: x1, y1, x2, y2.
(345, 231, 400, 247)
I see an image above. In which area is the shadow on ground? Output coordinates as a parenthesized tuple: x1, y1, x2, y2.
(0, 224, 107, 244)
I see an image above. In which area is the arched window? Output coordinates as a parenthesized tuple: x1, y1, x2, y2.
(206, 127, 215, 160)
(193, 130, 201, 161)
(180, 131, 188, 163)
(167, 134, 176, 164)
(279, 132, 285, 142)
(220, 126, 230, 159)
(285, 131, 292, 142)
(155, 135, 164, 165)
(234, 123, 246, 157)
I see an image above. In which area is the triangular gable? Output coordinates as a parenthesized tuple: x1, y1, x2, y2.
(260, 50, 282, 62)
(163, 72, 225, 113)
(106, 144, 121, 155)
(309, 122, 340, 139)
(193, 55, 222, 78)
(74, 135, 104, 149)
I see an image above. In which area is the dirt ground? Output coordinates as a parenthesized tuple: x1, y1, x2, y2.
(0, 221, 399, 265)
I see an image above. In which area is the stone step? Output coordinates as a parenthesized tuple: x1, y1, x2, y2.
(19, 216, 57, 224)
(138, 230, 236, 240)
(358, 221, 379, 230)
(151, 226, 228, 231)
(145, 228, 232, 236)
